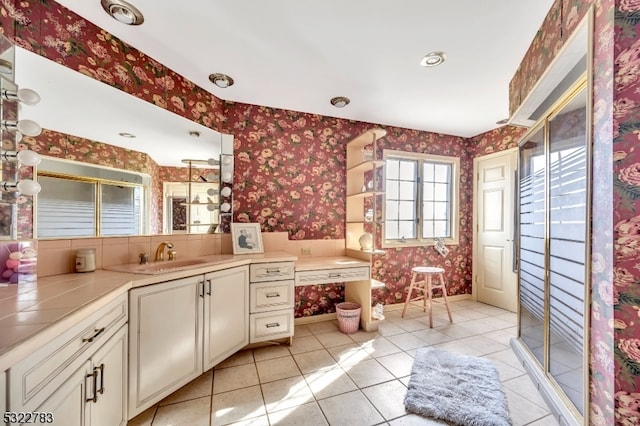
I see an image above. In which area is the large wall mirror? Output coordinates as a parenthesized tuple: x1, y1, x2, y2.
(0, 41, 233, 240)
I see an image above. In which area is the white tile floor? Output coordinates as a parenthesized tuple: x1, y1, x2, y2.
(128, 300, 559, 426)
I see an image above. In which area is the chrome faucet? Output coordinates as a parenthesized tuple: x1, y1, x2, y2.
(154, 241, 174, 262)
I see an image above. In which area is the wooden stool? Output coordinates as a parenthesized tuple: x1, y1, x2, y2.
(401, 266, 453, 328)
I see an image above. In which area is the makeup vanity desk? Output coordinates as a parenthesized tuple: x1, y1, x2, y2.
(294, 256, 385, 332)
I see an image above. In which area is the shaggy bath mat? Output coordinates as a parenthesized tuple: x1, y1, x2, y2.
(404, 347, 511, 426)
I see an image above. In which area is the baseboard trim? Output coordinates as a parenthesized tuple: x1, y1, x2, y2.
(510, 338, 582, 426)
(294, 294, 472, 325)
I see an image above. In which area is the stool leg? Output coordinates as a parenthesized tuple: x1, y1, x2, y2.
(422, 275, 427, 313)
(439, 273, 453, 323)
(402, 272, 418, 318)
(427, 274, 434, 328)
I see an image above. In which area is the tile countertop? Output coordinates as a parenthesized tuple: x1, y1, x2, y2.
(0, 251, 298, 371)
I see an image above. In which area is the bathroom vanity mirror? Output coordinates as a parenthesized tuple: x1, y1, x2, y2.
(6, 46, 233, 238)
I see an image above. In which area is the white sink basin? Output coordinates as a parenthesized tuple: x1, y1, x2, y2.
(106, 258, 212, 275)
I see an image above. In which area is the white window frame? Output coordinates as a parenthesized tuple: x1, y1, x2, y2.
(382, 149, 460, 248)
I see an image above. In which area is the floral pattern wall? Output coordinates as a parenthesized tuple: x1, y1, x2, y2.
(226, 102, 494, 311)
(610, 1, 640, 424)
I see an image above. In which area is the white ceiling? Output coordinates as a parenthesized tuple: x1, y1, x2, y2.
(23, 0, 554, 165)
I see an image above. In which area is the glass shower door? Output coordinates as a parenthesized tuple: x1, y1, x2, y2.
(547, 88, 587, 415)
(516, 85, 588, 418)
(518, 126, 546, 366)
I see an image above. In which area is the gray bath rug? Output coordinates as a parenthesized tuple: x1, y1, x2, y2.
(404, 347, 511, 426)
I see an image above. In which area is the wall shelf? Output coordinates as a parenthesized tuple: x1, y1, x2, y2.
(344, 128, 387, 332)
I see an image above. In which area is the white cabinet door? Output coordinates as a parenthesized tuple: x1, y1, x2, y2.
(129, 276, 204, 418)
(36, 361, 90, 426)
(90, 326, 127, 426)
(203, 266, 249, 370)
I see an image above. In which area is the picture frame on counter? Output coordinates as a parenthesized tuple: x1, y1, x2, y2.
(231, 223, 264, 254)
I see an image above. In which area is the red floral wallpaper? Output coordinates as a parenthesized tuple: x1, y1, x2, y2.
(225, 102, 486, 309)
(509, 0, 595, 116)
(609, 1, 640, 423)
(469, 125, 527, 157)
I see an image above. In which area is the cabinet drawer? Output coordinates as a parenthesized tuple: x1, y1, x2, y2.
(250, 262, 295, 282)
(295, 266, 370, 286)
(9, 294, 128, 412)
(250, 310, 294, 343)
(250, 280, 294, 313)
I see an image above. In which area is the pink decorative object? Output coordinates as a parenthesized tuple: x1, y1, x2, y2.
(0, 241, 37, 284)
(335, 302, 361, 334)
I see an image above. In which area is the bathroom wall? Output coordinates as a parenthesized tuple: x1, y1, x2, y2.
(7, 1, 640, 422)
(225, 102, 482, 305)
(508, 0, 640, 423)
(0, 1, 544, 320)
(0, 2, 483, 309)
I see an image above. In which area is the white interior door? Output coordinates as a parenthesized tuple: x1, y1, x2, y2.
(474, 149, 517, 312)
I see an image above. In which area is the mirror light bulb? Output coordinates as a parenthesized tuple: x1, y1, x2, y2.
(4, 119, 43, 137)
(220, 187, 231, 197)
(16, 150, 42, 166)
(16, 179, 41, 195)
(221, 172, 232, 183)
(0, 179, 41, 195)
(17, 88, 41, 106)
(1, 88, 41, 106)
(220, 202, 231, 212)
(222, 155, 233, 165)
(2, 150, 41, 166)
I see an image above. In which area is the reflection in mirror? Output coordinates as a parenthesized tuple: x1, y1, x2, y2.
(9, 46, 233, 237)
(36, 157, 149, 238)
(0, 36, 24, 240)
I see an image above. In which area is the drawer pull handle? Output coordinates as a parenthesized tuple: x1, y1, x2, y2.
(199, 281, 205, 298)
(328, 273, 342, 278)
(265, 293, 280, 298)
(82, 327, 106, 343)
(206, 279, 212, 296)
(86, 369, 98, 403)
(265, 268, 281, 274)
(97, 363, 105, 395)
(265, 322, 280, 328)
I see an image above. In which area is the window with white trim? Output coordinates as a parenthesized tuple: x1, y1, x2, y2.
(383, 150, 459, 247)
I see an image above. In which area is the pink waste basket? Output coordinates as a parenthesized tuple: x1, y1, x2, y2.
(336, 302, 361, 334)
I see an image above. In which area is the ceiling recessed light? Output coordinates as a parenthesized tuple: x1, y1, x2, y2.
(119, 132, 136, 138)
(209, 73, 234, 88)
(330, 96, 350, 108)
(101, 0, 144, 25)
(420, 51, 446, 67)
